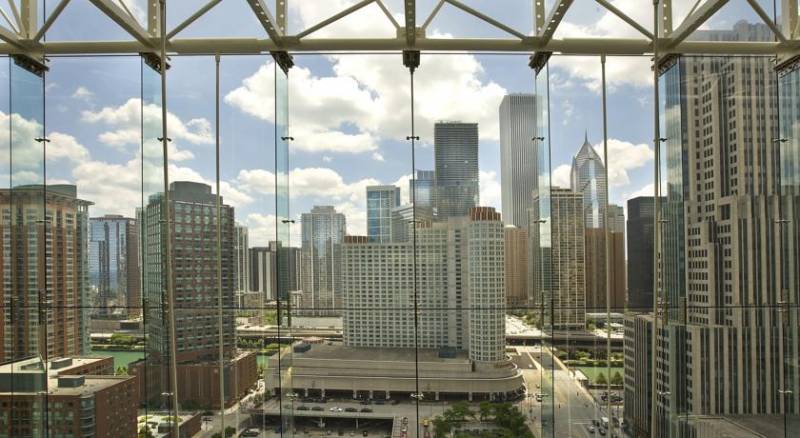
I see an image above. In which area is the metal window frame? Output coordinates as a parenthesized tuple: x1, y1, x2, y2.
(0, 1, 795, 57)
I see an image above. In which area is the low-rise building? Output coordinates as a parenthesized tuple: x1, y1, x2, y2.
(0, 356, 138, 437)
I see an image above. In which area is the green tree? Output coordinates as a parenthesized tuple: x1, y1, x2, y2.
(225, 426, 236, 437)
(447, 401, 473, 423)
(596, 372, 608, 385)
(611, 371, 623, 385)
(478, 401, 494, 421)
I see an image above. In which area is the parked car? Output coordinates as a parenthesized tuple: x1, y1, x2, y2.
(312, 406, 324, 411)
(345, 407, 358, 412)
(360, 408, 373, 413)
(296, 406, 309, 411)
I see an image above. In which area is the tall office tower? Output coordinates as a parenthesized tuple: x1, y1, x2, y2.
(549, 188, 586, 330)
(249, 246, 276, 301)
(366, 185, 400, 243)
(626, 196, 665, 311)
(571, 133, 608, 228)
(654, 39, 800, 433)
(623, 313, 654, 437)
(570, 133, 610, 313)
(607, 204, 626, 311)
(434, 122, 479, 219)
(499, 94, 537, 229)
(249, 242, 301, 302)
(137, 181, 239, 406)
(409, 170, 434, 207)
(342, 207, 506, 363)
(301, 206, 346, 314)
(504, 226, 529, 307)
(89, 214, 140, 317)
(0, 184, 91, 362)
(234, 223, 250, 308)
(390, 204, 433, 242)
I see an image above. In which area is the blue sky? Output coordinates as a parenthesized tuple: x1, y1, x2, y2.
(1, 0, 772, 246)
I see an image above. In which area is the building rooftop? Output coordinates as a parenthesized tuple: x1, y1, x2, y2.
(294, 342, 469, 363)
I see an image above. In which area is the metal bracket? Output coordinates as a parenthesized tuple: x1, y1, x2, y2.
(271, 51, 294, 74)
(141, 52, 169, 73)
(528, 52, 551, 74)
(403, 50, 420, 72)
(11, 54, 48, 77)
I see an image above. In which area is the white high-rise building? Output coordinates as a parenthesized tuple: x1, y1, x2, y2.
(234, 223, 249, 308)
(341, 207, 506, 363)
(301, 206, 346, 313)
(549, 188, 586, 329)
(499, 94, 537, 229)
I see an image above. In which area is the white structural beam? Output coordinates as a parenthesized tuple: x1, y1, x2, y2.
(661, 0, 673, 37)
(89, 0, 152, 46)
(276, 0, 287, 33)
(404, 0, 416, 45)
(0, 24, 21, 48)
(4, 36, 793, 56)
(540, 0, 574, 45)
(594, 0, 653, 40)
(246, 0, 284, 44)
(296, 0, 375, 39)
(781, 0, 798, 39)
(20, 0, 37, 38)
(669, 0, 729, 46)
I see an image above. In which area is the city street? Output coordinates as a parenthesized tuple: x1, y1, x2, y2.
(515, 346, 621, 438)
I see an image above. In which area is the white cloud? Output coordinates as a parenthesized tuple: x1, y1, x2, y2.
(0, 112, 89, 171)
(371, 152, 385, 162)
(551, 164, 572, 189)
(82, 98, 213, 156)
(72, 86, 94, 101)
(593, 139, 653, 187)
(322, 156, 333, 163)
(243, 213, 302, 248)
(225, 54, 506, 154)
(236, 167, 379, 205)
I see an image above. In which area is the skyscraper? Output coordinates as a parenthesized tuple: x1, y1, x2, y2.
(301, 206, 346, 314)
(654, 39, 799, 433)
(434, 122, 479, 219)
(504, 226, 529, 308)
(625, 196, 664, 311)
(249, 242, 300, 302)
(0, 184, 91, 362)
(549, 188, 586, 329)
(390, 204, 433, 243)
(342, 207, 506, 363)
(500, 94, 537, 229)
(89, 214, 140, 317)
(570, 134, 611, 313)
(571, 133, 607, 229)
(366, 185, 400, 243)
(607, 204, 626, 311)
(409, 170, 434, 208)
(234, 223, 250, 308)
(136, 181, 246, 407)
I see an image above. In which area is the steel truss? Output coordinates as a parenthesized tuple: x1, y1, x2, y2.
(0, 0, 795, 58)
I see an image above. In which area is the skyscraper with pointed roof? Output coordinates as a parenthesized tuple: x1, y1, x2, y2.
(571, 131, 608, 229)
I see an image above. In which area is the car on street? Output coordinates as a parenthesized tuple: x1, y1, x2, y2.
(296, 406, 308, 411)
(588, 426, 595, 434)
(240, 430, 259, 437)
(360, 408, 373, 413)
(345, 407, 358, 412)
(312, 406, 324, 411)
